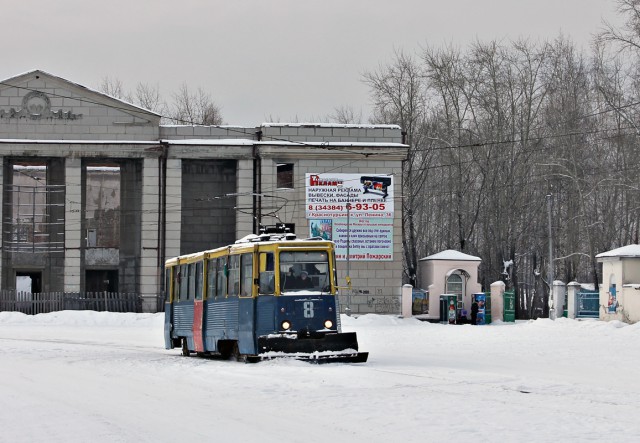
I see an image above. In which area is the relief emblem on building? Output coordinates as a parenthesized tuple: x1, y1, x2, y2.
(0, 91, 82, 120)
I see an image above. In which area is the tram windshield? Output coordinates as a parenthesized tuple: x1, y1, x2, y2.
(280, 250, 330, 293)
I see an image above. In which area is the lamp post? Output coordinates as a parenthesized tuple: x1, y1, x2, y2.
(547, 194, 555, 320)
(345, 185, 352, 316)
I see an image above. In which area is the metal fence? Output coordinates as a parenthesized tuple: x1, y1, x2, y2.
(0, 290, 151, 314)
(576, 290, 600, 319)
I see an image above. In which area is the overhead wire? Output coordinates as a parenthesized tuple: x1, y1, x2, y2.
(2, 76, 640, 229)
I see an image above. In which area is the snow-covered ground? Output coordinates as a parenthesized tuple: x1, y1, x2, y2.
(0, 311, 638, 443)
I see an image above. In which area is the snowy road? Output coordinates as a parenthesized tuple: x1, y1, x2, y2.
(0, 311, 638, 442)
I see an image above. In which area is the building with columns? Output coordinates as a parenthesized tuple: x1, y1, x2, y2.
(0, 70, 408, 313)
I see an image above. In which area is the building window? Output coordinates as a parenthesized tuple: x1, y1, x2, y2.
(277, 163, 294, 189)
(85, 163, 120, 248)
(7, 161, 64, 253)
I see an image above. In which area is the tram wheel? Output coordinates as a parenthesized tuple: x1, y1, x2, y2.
(181, 338, 190, 356)
(231, 342, 247, 363)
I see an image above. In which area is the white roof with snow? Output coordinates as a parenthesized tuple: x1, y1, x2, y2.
(596, 244, 640, 259)
(260, 122, 401, 129)
(419, 249, 482, 262)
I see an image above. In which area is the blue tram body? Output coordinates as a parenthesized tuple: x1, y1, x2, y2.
(164, 234, 367, 363)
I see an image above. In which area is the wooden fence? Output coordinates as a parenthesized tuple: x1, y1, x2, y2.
(0, 290, 155, 314)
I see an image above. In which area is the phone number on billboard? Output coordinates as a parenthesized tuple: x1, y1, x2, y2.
(308, 203, 387, 211)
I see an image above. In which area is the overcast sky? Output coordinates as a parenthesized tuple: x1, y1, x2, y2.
(0, 0, 622, 125)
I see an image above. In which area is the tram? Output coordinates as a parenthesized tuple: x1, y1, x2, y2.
(163, 231, 368, 363)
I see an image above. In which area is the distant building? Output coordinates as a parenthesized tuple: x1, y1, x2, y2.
(596, 244, 640, 323)
(417, 250, 482, 321)
(0, 70, 409, 313)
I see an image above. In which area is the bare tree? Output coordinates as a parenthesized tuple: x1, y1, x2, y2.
(328, 105, 363, 124)
(363, 50, 428, 286)
(360, 16, 640, 318)
(98, 77, 223, 125)
(169, 83, 224, 125)
(99, 76, 132, 102)
(133, 82, 168, 116)
(598, 0, 640, 52)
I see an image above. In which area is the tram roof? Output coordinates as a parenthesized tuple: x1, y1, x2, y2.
(165, 234, 334, 265)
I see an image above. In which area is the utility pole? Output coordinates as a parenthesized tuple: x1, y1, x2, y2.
(547, 194, 555, 320)
(338, 182, 352, 316)
(345, 186, 352, 316)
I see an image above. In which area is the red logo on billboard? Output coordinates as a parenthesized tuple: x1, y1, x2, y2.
(309, 175, 343, 186)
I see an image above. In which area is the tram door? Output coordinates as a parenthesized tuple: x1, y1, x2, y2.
(191, 261, 205, 352)
(238, 252, 257, 354)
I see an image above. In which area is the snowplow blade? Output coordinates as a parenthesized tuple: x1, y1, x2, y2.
(257, 331, 368, 363)
(297, 351, 369, 364)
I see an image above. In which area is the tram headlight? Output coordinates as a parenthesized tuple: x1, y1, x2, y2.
(324, 320, 333, 329)
(281, 320, 292, 331)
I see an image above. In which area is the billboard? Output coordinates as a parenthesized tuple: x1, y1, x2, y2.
(305, 173, 394, 219)
(306, 173, 394, 261)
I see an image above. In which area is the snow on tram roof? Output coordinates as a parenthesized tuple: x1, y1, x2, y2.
(233, 233, 333, 246)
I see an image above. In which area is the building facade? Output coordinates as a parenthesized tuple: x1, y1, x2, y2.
(596, 244, 640, 324)
(416, 250, 483, 321)
(0, 70, 408, 313)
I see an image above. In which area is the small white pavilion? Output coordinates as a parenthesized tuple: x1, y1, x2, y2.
(596, 244, 640, 323)
(417, 250, 482, 322)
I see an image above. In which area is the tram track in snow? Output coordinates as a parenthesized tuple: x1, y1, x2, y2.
(0, 335, 164, 354)
(363, 364, 640, 413)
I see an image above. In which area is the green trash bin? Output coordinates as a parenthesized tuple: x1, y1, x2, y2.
(504, 290, 515, 322)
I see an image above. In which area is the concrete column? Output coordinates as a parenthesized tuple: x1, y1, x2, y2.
(0, 157, 3, 289)
(490, 281, 505, 322)
(140, 158, 160, 313)
(164, 159, 182, 261)
(567, 281, 580, 319)
(64, 158, 82, 292)
(401, 284, 413, 318)
(553, 280, 566, 319)
(236, 159, 254, 238)
(427, 283, 437, 320)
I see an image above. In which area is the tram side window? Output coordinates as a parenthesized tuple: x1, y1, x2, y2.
(195, 261, 203, 300)
(228, 255, 240, 296)
(259, 252, 275, 294)
(207, 259, 216, 299)
(173, 268, 179, 301)
(165, 269, 171, 302)
(217, 257, 227, 297)
(240, 253, 253, 296)
(188, 263, 196, 299)
(179, 264, 189, 300)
